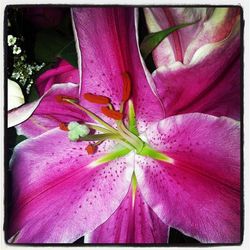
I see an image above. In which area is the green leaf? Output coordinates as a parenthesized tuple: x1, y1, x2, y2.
(27, 84, 39, 103)
(58, 40, 78, 68)
(35, 30, 68, 63)
(34, 30, 77, 67)
(140, 22, 195, 59)
(16, 134, 27, 144)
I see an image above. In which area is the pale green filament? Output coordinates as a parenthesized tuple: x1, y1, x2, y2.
(118, 121, 144, 153)
(64, 98, 118, 134)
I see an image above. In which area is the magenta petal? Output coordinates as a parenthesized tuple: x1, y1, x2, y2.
(36, 59, 79, 96)
(72, 8, 164, 131)
(85, 185, 169, 243)
(9, 83, 87, 137)
(16, 114, 61, 138)
(135, 114, 240, 243)
(152, 21, 241, 120)
(9, 129, 134, 243)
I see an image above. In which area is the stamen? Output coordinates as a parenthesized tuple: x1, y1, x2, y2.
(85, 144, 97, 155)
(83, 93, 110, 104)
(55, 95, 78, 104)
(101, 106, 123, 120)
(122, 72, 132, 102)
(62, 99, 118, 134)
(59, 122, 69, 131)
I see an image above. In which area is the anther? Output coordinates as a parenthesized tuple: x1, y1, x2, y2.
(85, 144, 97, 155)
(101, 106, 123, 120)
(55, 95, 78, 104)
(59, 122, 69, 131)
(122, 72, 132, 102)
(83, 93, 110, 105)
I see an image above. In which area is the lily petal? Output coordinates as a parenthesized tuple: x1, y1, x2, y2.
(144, 7, 212, 67)
(152, 18, 241, 120)
(36, 59, 79, 96)
(135, 113, 240, 243)
(10, 83, 86, 137)
(72, 8, 164, 132)
(184, 8, 240, 64)
(85, 185, 169, 243)
(16, 114, 62, 138)
(144, 7, 240, 66)
(9, 128, 134, 243)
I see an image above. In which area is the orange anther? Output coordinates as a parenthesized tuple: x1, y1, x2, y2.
(85, 144, 96, 155)
(101, 106, 123, 120)
(55, 95, 77, 104)
(122, 72, 132, 102)
(59, 122, 69, 131)
(83, 93, 110, 104)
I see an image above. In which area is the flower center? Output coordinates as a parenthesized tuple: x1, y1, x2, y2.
(55, 72, 173, 165)
(56, 72, 145, 154)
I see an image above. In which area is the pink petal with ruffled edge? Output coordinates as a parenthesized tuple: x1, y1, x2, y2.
(8, 83, 82, 128)
(11, 83, 90, 137)
(36, 59, 79, 96)
(144, 7, 212, 67)
(9, 128, 134, 243)
(135, 113, 240, 243)
(72, 8, 164, 132)
(184, 8, 240, 64)
(152, 18, 240, 120)
(85, 185, 169, 243)
(144, 7, 240, 66)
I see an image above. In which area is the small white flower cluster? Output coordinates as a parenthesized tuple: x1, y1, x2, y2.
(8, 34, 45, 94)
(8, 35, 21, 54)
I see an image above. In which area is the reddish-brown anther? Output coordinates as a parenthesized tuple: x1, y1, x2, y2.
(122, 72, 132, 102)
(83, 93, 110, 104)
(55, 95, 77, 104)
(85, 144, 96, 155)
(59, 122, 69, 131)
(101, 106, 123, 120)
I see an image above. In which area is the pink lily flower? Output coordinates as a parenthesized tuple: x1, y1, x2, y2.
(144, 7, 241, 120)
(8, 8, 240, 244)
(36, 59, 79, 96)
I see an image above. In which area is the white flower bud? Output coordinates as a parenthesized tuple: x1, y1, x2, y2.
(8, 79, 25, 111)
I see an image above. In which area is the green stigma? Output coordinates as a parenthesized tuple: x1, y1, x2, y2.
(68, 121, 90, 141)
